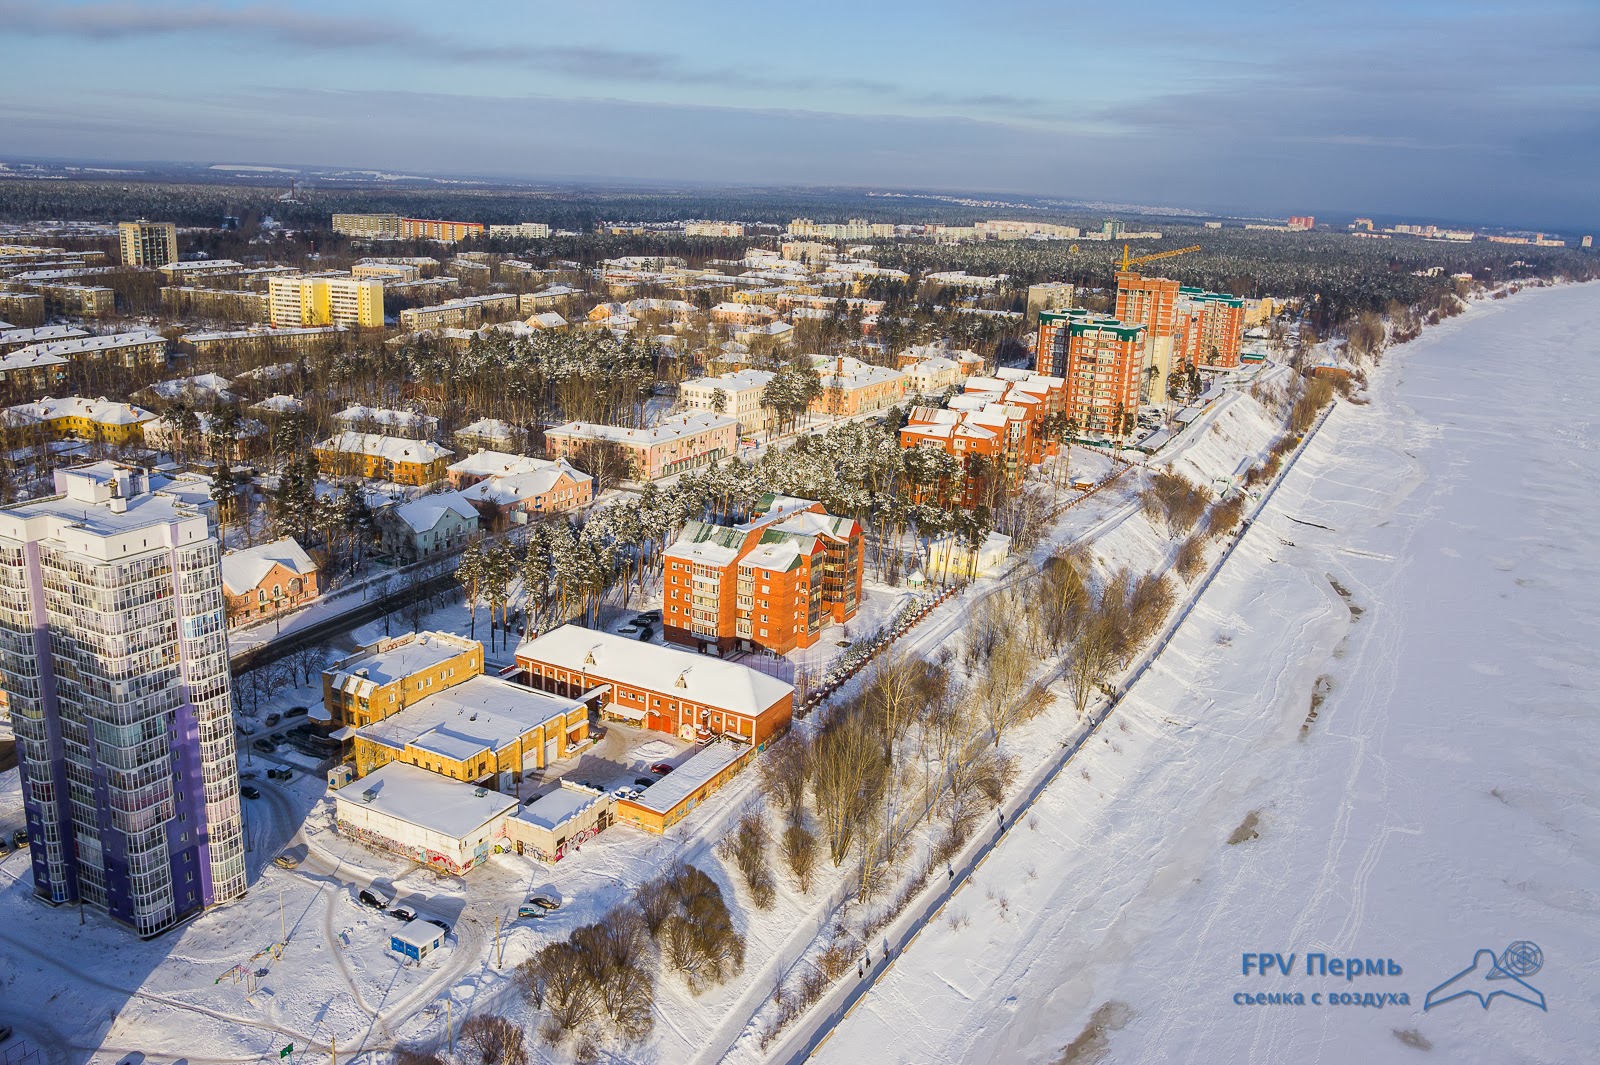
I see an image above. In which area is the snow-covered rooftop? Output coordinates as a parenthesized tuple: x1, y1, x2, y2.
(356, 674, 582, 762)
(517, 625, 793, 716)
(220, 537, 316, 595)
(623, 738, 750, 814)
(336, 761, 516, 840)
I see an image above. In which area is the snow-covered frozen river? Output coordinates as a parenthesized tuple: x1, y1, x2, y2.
(814, 282, 1600, 1064)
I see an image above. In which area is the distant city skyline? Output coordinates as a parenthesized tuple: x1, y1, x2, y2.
(0, 0, 1595, 232)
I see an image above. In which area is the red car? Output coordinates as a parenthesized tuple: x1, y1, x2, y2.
(649, 762, 674, 775)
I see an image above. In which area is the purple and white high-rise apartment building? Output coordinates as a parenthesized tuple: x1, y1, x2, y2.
(0, 462, 245, 935)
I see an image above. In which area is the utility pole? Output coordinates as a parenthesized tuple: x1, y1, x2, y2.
(445, 999, 453, 1053)
(279, 885, 286, 943)
(494, 915, 502, 968)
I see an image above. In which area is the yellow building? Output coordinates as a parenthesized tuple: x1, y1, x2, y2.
(349, 675, 589, 787)
(117, 220, 178, 267)
(322, 631, 483, 729)
(324, 629, 590, 792)
(267, 273, 385, 328)
(6, 396, 156, 445)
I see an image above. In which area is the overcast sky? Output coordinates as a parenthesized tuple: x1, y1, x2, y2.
(1, 0, 1595, 230)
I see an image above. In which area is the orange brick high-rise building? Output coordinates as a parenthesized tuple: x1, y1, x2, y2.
(1037, 310, 1146, 437)
(662, 495, 863, 655)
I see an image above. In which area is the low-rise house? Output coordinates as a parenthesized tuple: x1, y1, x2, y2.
(456, 457, 593, 529)
(312, 431, 454, 485)
(333, 761, 517, 875)
(376, 491, 480, 561)
(349, 673, 588, 787)
(220, 537, 319, 626)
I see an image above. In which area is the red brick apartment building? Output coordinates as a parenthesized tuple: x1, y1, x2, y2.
(661, 495, 863, 655)
(1037, 311, 1147, 436)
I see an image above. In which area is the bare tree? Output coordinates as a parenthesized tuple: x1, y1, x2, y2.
(757, 732, 811, 816)
(459, 1015, 528, 1065)
(721, 807, 777, 909)
(811, 707, 889, 866)
(780, 819, 818, 892)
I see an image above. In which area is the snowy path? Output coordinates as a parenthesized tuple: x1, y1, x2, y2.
(810, 283, 1600, 1064)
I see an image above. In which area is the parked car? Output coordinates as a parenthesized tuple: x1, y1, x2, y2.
(284, 706, 309, 719)
(12, 829, 27, 848)
(267, 767, 293, 781)
(263, 713, 281, 727)
(614, 623, 641, 637)
(516, 904, 546, 919)
(239, 770, 258, 780)
(253, 739, 276, 754)
(527, 894, 561, 912)
(273, 853, 299, 870)
(0, 841, 10, 858)
(240, 785, 261, 800)
(649, 762, 674, 775)
(269, 732, 287, 745)
(423, 917, 451, 935)
(390, 906, 417, 922)
(578, 780, 603, 791)
(237, 721, 256, 735)
(634, 626, 653, 641)
(0, 1025, 11, 1043)
(358, 888, 393, 909)
(633, 778, 656, 789)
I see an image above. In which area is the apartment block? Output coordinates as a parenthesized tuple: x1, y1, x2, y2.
(332, 213, 401, 238)
(0, 462, 246, 935)
(678, 369, 776, 435)
(159, 286, 268, 322)
(1061, 316, 1147, 435)
(487, 222, 552, 239)
(35, 283, 116, 318)
(662, 495, 863, 655)
(117, 220, 178, 267)
(312, 431, 454, 486)
(398, 218, 485, 242)
(0, 291, 46, 327)
(398, 293, 519, 332)
(544, 412, 739, 482)
(267, 274, 385, 328)
(810, 355, 908, 417)
(6, 331, 167, 370)
(1174, 288, 1246, 368)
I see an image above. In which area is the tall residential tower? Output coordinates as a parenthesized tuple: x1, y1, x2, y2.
(0, 462, 246, 936)
(117, 220, 178, 268)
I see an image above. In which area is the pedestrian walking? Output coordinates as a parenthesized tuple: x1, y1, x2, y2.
(947, 863, 954, 881)
(858, 961, 863, 979)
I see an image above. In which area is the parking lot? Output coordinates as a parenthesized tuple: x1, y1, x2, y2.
(525, 719, 697, 804)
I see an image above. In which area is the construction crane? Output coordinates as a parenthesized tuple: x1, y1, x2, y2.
(1118, 243, 1202, 272)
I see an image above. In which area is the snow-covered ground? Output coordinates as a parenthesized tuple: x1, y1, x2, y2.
(811, 283, 1600, 1064)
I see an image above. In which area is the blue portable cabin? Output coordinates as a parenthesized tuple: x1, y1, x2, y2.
(391, 921, 446, 961)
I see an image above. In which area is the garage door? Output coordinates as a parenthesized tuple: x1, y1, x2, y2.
(544, 739, 558, 766)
